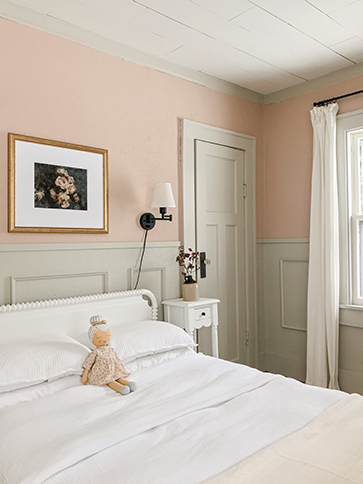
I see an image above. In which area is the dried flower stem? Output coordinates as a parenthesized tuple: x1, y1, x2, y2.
(176, 245, 200, 280)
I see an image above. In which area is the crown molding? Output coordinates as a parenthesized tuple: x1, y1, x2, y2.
(263, 62, 363, 105)
(2, 0, 363, 107)
(0, 0, 263, 104)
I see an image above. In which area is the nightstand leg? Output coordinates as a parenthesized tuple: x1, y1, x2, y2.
(211, 323, 219, 358)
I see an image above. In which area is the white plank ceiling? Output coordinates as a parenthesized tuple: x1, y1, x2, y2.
(2, 0, 363, 95)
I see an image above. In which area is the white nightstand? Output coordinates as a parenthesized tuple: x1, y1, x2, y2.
(162, 298, 220, 358)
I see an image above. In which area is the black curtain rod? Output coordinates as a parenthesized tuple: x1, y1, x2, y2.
(313, 88, 363, 107)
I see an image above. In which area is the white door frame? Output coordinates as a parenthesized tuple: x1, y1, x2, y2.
(180, 119, 258, 367)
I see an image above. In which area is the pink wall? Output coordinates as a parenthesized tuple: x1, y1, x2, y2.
(262, 75, 363, 239)
(4, 17, 362, 243)
(0, 18, 264, 244)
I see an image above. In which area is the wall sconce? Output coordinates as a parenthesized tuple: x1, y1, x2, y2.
(139, 183, 176, 230)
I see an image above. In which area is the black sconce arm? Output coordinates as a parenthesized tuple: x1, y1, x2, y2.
(139, 207, 172, 230)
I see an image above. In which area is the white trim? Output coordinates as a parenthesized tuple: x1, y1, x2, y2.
(264, 63, 363, 105)
(338, 108, 363, 120)
(337, 112, 363, 306)
(340, 304, 363, 312)
(180, 119, 257, 367)
(340, 305, 363, 329)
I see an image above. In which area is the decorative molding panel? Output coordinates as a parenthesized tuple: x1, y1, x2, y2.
(128, 266, 166, 319)
(10, 272, 109, 304)
(279, 258, 309, 332)
(259, 237, 363, 394)
(258, 239, 309, 378)
(0, 242, 180, 309)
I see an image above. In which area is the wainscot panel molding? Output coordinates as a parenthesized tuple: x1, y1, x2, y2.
(129, 266, 166, 318)
(0, 242, 180, 320)
(280, 258, 308, 332)
(258, 239, 309, 382)
(10, 272, 109, 304)
(258, 237, 363, 394)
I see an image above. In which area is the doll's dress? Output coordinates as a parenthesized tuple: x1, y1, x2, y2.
(82, 346, 129, 386)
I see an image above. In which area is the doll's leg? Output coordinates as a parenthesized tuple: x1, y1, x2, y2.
(116, 377, 129, 385)
(117, 377, 137, 392)
(107, 380, 130, 395)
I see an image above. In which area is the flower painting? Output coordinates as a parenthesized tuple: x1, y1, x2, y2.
(34, 163, 87, 211)
(8, 133, 108, 233)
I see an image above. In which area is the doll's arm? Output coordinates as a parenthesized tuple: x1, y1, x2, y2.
(81, 368, 89, 384)
(82, 350, 96, 384)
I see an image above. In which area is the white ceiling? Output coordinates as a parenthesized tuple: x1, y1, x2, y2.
(2, 0, 363, 96)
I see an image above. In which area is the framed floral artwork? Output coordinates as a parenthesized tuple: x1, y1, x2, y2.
(8, 133, 108, 233)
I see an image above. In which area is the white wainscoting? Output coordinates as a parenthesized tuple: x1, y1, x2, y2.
(280, 258, 309, 332)
(258, 238, 363, 394)
(257, 239, 309, 382)
(0, 242, 181, 320)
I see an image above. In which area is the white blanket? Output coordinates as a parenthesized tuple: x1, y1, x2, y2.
(204, 393, 363, 484)
(0, 353, 345, 484)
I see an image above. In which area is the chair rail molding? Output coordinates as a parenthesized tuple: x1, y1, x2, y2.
(0, 241, 180, 309)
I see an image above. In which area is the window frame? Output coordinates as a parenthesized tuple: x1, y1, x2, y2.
(337, 110, 363, 307)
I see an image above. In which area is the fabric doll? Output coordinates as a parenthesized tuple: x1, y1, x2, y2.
(81, 315, 136, 395)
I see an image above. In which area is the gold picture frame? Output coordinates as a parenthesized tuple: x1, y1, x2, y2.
(8, 133, 109, 233)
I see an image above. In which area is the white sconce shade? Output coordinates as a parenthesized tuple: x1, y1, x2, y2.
(139, 182, 176, 231)
(151, 183, 176, 208)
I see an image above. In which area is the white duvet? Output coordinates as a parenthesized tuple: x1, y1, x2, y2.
(0, 352, 345, 484)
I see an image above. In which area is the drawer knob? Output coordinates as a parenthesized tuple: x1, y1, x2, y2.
(201, 312, 206, 316)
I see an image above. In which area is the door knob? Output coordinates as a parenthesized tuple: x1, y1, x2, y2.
(204, 258, 211, 265)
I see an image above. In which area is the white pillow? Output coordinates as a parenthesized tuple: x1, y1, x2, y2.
(0, 334, 90, 394)
(111, 320, 196, 363)
(125, 347, 195, 373)
(77, 320, 196, 363)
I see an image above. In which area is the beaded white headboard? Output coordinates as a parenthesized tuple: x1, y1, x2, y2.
(0, 289, 158, 344)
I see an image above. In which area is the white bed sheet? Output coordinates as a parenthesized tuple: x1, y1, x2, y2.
(0, 352, 345, 484)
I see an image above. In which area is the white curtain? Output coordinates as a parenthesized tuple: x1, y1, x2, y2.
(306, 102, 340, 390)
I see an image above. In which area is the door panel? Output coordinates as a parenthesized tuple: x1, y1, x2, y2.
(195, 141, 246, 363)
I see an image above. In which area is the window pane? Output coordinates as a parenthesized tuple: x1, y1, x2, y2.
(359, 138, 363, 214)
(359, 220, 363, 298)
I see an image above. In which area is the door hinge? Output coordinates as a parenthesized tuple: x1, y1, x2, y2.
(245, 330, 249, 346)
(243, 183, 247, 199)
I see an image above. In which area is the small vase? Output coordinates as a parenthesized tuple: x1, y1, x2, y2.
(182, 276, 199, 301)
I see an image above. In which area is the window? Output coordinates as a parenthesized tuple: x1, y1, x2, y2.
(348, 129, 363, 304)
(337, 110, 363, 306)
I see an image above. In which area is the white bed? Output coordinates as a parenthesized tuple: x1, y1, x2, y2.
(0, 290, 360, 484)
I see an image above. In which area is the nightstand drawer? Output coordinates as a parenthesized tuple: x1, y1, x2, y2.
(194, 306, 210, 321)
